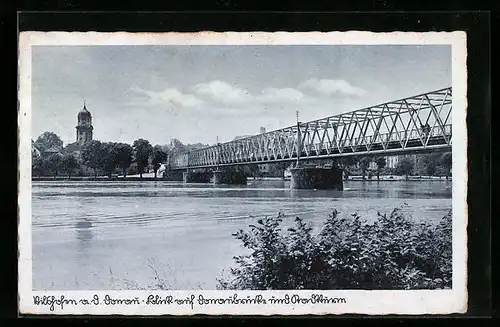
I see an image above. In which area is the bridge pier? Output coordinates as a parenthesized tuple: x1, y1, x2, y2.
(212, 167, 247, 185)
(182, 168, 247, 185)
(290, 166, 343, 190)
(183, 170, 212, 183)
(162, 169, 183, 181)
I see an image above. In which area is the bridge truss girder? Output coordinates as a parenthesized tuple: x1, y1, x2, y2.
(171, 87, 452, 170)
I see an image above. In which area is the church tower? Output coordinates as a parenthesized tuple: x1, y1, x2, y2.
(76, 102, 93, 146)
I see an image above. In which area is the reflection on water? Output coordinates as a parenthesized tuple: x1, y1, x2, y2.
(75, 218, 93, 251)
(34, 181, 452, 200)
(32, 179, 452, 290)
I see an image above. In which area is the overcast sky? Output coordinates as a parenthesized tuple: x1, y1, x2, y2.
(31, 45, 451, 146)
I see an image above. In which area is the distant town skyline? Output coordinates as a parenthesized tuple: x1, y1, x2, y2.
(32, 45, 451, 146)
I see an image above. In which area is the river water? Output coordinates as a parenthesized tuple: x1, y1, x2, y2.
(31, 179, 452, 290)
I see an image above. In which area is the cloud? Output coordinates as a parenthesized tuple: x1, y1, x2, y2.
(193, 80, 309, 108)
(128, 78, 364, 117)
(257, 87, 305, 103)
(130, 86, 203, 108)
(298, 78, 367, 97)
(192, 80, 251, 105)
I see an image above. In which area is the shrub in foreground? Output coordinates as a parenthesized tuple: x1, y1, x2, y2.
(217, 207, 452, 290)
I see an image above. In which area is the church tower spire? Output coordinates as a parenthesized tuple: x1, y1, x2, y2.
(76, 101, 93, 146)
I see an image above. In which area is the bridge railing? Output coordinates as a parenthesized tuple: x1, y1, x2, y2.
(302, 124, 452, 154)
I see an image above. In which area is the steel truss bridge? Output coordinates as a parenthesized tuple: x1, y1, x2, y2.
(170, 87, 452, 170)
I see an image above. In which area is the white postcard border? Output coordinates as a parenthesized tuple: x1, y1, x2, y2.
(18, 31, 468, 315)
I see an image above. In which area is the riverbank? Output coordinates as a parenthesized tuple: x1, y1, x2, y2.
(32, 176, 171, 182)
(32, 175, 452, 182)
(346, 175, 452, 182)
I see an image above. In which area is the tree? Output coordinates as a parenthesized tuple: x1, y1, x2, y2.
(417, 154, 438, 177)
(396, 157, 414, 180)
(169, 138, 187, 155)
(248, 164, 261, 178)
(32, 156, 48, 177)
(61, 153, 79, 178)
(338, 156, 359, 177)
(375, 157, 387, 181)
(426, 152, 444, 177)
(440, 152, 452, 180)
(35, 131, 63, 152)
(46, 153, 63, 177)
(425, 160, 437, 176)
(151, 145, 169, 178)
(270, 161, 289, 179)
(81, 140, 104, 177)
(340, 156, 358, 169)
(133, 139, 153, 178)
(186, 142, 209, 152)
(359, 157, 371, 180)
(116, 143, 133, 177)
(100, 142, 119, 177)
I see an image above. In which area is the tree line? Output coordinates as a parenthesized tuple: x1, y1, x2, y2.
(32, 131, 451, 180)
(31, 131, 207, 179)
(78, 139, 169, 178)
(338, 151, 452, 180)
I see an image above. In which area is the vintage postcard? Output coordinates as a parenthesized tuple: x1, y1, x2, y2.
(18, 31, 468, 315)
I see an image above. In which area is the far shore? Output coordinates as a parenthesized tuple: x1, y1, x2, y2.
(343, 175, 452, 182)
(32, 174, 452, 182)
